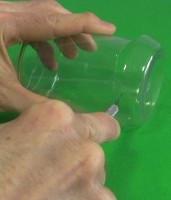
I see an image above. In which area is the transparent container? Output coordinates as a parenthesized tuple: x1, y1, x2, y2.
(18, 35, 164, 126)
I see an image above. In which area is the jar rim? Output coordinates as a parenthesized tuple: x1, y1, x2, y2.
(116, 35, 164, 125)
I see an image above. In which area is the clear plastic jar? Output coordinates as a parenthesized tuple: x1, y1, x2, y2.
(18, 35, 164, 126)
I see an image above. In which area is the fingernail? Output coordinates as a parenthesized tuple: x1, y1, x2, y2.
(101, 21, 116, 29)
(114, 118, 121, 138)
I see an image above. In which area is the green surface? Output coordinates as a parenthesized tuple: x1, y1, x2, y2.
(2, 0, 171, 199)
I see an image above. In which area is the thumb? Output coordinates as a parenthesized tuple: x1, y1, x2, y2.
(75, 112, 120, 144)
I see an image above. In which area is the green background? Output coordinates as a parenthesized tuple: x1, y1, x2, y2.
(1, 0, 171, 199)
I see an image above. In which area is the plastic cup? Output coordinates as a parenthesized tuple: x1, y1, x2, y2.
(18, 35, 164, 126)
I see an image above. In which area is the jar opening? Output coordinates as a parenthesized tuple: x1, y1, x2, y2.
(140, 52, 164, 120)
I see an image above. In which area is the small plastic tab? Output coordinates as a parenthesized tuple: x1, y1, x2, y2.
(105, 104, 119, 117)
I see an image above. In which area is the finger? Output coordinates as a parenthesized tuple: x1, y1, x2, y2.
(30, 41, 57, 71)
(53, 13, 116, 37)
(75, 112, 120, 144)
(55, 36, 78, 59)
(91, 186, 117, 200)
(11, 12, 116, 43)
(53, 6, 98, 53)
(72, 33, 97, 52)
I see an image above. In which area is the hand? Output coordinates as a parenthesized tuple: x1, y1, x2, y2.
(0, 100, 120, 200)
(0, 0, 116, 112)
(1, 0, 116, 69)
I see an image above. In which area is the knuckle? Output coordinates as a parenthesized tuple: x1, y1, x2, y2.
(27, 100, 74, 125)
(83, 12, 96, 19)
(46, 12, 61, 29)
(42, 100, 74, 122)
(75, 142, 105, 187)
(87, 121, 97, 141)
(86, 142, 105, 172)
(42, 100, 69, 111)
(80, 114, 98, 141)
(0, 12, 19, 43)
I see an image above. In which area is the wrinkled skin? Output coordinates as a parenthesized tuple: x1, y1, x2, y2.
(0, 100, 120, 200)
(0, 0, 119, 199)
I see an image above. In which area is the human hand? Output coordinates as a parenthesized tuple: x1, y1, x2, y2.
(1, 0, 116, 69)
(0, 100, 120, 200)
(0, 0, 116, 112)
